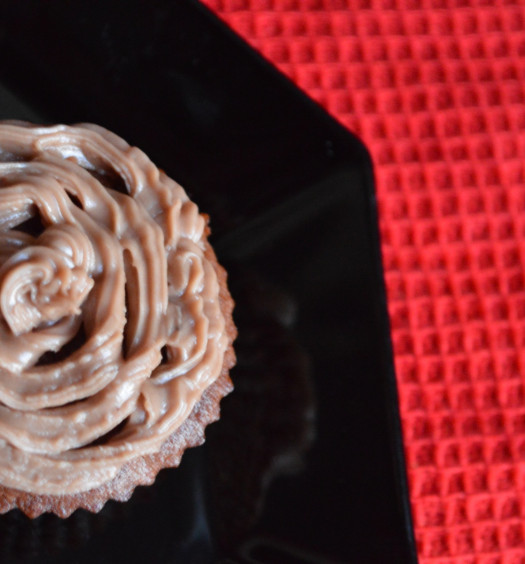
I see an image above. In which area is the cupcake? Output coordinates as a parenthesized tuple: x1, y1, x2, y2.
(0, 122, 236, 518)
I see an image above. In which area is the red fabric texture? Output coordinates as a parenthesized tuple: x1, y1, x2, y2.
(201, 1, 525, 562)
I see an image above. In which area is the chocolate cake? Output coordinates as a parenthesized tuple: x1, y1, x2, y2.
(0, 122, 236, 517)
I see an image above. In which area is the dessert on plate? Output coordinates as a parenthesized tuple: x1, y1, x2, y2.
(0, 121, 236, 517)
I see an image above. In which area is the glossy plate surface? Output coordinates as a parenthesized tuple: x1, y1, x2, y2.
(0, 2, 416, 562)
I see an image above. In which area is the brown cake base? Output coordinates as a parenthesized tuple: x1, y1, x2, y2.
(0, 243, 237, 518)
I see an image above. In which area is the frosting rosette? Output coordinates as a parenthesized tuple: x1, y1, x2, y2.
(0, 122, 234, 502)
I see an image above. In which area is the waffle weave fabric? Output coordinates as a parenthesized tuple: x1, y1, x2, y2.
(201, 1, 525, 562)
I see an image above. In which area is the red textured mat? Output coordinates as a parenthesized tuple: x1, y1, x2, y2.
(202, 1, 525, 562)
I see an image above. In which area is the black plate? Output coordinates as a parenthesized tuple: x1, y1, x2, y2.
(0, 2, 416, 562)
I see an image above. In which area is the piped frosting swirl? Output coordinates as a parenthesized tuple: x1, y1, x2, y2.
(0, 122, 228, 494)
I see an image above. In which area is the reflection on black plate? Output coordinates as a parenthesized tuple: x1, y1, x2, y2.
(0, 1, 416, 562)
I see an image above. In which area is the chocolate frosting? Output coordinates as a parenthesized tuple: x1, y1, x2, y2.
(0, 122, 228, 494)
